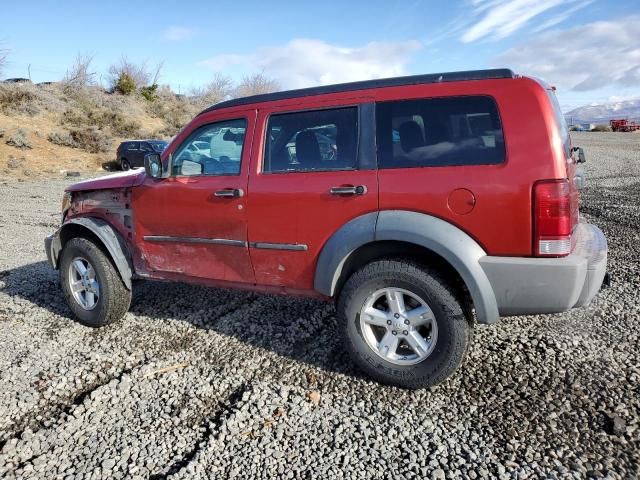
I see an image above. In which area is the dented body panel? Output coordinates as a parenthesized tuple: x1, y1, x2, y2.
(65, 169, 146, 193)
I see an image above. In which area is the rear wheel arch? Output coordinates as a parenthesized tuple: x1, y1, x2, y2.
(335, 240, 473, 321)
(314, 210, 500, 324)
(58, 218, 133, 290)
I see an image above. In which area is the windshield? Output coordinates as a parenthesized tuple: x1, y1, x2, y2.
(546, 90, 571, 158)
(149, 141, 168, 152)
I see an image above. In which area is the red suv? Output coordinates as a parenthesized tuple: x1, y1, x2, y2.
(45, 69, 608, 389)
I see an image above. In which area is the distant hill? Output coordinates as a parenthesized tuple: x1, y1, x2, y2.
(565, 99, 640, 125)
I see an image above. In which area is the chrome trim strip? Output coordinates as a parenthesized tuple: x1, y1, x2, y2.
(250, 242, 308, 251)
(143, 235, 247, 247)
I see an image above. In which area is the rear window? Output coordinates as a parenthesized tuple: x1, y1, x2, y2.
(546, 90, 571, 158)
(149, 141, 168, 152)
(264, 107, 358, 173)
(376, 96, 505, 168)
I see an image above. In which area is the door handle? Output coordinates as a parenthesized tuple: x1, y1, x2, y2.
(329, 185, 367, 196)
(214, 188, 244, 198)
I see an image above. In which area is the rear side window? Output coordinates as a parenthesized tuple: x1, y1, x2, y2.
(126, 142, 138, 151)
(376, 96, 505, 168)
(264, 107, 358, 173)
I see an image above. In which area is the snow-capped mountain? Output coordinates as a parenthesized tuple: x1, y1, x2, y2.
(565, 99, 640, 124)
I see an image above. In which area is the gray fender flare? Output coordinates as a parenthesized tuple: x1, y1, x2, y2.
(314, 212, 378, 296)
(57, 217, 133, 290)
(314, 210, 500, 324)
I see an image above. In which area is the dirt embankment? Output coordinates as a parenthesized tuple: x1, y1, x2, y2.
(0, 82, 203, 179)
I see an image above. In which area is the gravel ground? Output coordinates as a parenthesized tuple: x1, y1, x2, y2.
(0, 131, 638, 479)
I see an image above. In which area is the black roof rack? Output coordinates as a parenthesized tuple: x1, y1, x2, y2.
(199, 68, 515, 115)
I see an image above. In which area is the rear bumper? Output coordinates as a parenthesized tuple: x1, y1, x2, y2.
(480, 223, 607, 316)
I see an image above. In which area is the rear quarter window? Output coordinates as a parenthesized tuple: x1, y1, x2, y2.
(376, 95, 505, 168)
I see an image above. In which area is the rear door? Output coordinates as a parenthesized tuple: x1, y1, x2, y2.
(247, 100, 378, 290)
(125, 142, 137, 163)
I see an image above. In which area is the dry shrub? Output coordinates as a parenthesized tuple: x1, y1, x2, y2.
(108, 56, 151, 91)
(6, 129, 32, 149)
(0, 83, 40, 115)
(146, 86, 194, 136)
(190, 73, 233, 109)
(69, 126, 111, 153)
(62, 53, 96, 92)
(47, 131, 76, 147)
(62, 107, 141, 137)
(234, 72, 279, 98)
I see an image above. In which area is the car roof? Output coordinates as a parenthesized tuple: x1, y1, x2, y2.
(199, 68, 515, 115)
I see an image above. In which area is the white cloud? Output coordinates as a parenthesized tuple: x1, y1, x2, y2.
(199, 39, 422, 89)
(163, 26, 198, 42)
(530, 0, 593, 33)
(460, 0, 589, 43)
(496, 16, 640, 91)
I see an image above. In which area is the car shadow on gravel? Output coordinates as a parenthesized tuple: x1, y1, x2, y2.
(1, 261, 361, 379)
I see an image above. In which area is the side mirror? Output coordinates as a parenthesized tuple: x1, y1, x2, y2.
(578, 147, 586, 164)
(144, 153, 164, 179)
(572, 146, 586, 164)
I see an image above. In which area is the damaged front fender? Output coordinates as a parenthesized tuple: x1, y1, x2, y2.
(45, 217, 134, 290)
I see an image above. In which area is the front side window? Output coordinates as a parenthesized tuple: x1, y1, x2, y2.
(172, 119, 246, 176)
(376, 96, 505, 168)
(264, 107, 358, 173)
(140, 142, 153, 152)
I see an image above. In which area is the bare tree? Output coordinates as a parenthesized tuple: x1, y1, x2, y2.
(150, 60, 164, 86)
(0, 48, 7, 77)
(62, 53, 97, 89)
(107, 55, 150, 90)
(0, 40, 8, 77)
(191, 72, 233, 107)
(234, 72, 279, 98)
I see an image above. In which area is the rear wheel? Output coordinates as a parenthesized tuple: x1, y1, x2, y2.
(60, 237, 131, 327)
(337, 259, 471, 389)
(121, 158, 130, 171)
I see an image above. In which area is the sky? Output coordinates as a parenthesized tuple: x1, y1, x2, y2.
(1, 0, 639, 111)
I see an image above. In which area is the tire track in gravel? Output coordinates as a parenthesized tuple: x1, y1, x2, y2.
(0, 360, 145, 460)
(149, 382, 252, 480)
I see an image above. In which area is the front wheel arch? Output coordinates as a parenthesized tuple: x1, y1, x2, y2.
(58, 218, 133, 290)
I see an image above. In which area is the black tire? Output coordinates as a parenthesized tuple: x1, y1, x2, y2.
(59, 237, 132, 327)
(121, 158, 130, 171)
(337, 259, 471, 389)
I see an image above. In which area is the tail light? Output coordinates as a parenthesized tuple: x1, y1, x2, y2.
(533, 179, 572, 256)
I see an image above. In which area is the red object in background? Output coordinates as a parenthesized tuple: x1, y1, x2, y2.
(610, 119, 640, 132)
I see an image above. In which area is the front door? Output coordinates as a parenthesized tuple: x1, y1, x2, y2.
(247, 102, 378, 290)
(133, 110, 256, 283)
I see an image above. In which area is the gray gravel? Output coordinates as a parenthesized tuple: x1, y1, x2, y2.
(0, 131, 639, 479)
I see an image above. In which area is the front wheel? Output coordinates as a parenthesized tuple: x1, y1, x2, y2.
(337, 259, 471, 389)
(60, 237, 132, 327)
(120, 158, 130, 171)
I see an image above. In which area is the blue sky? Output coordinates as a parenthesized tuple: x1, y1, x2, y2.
(2, 0, 639, 111)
